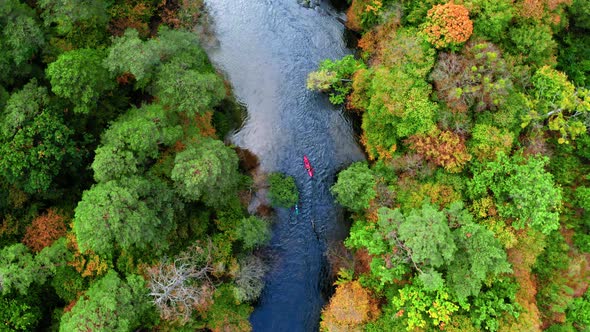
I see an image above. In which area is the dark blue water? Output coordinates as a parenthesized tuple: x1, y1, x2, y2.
(204, 1, 364, 330)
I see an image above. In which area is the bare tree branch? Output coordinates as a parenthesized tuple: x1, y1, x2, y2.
(147, 240, 215, 323)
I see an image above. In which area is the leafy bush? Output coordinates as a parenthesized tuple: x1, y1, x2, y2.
(267, 172, 299, 208)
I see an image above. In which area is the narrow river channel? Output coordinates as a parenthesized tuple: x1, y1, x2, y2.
(203, 0, 365, 330)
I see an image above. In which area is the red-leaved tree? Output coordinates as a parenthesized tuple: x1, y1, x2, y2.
(22, 209, 67, 252)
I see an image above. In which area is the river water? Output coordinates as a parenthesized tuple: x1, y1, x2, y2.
(203, 0, 364, 330)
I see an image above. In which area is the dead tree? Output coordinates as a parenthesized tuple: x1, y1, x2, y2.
(147, 241, 215, 323)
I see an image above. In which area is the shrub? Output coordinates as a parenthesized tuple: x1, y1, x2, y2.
(267, 172, 298, 208)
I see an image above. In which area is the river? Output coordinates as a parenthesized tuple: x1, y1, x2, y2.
(203, 0, 364, 330)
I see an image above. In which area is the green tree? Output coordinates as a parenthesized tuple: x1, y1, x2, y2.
(521, 66, 589, 144)
(205, 284, 252, 332)
(463, 0, 514, 42)
(46, 48, 114, 114)
(0, 296, 42, 331)
(356, 67, 437, 160)
(155, 59, 226, 116)
(101, 104, 182, 157)
(307, 55, 366, 105)
(506, 23, 556, 66)
(397, 203, 457, 272)
(0, 0, 44, 85)
(565, 288, 590, 330)
(73, 176, 177, 257)
(171, 139, 241, 207)
(345, 208, 411, 286)
(556, 32, 590, 87)
(92, 145, 139, 183)
(38, 0, 108, 36)
(92, 104, 182, 182)
(0, 80, 76, 193)
(0, 238, 69, 296)
(331, 161, 376, 212)
(105, 27, 212, 88)
(104, 29, 161, 87)
(468, 124, 514, 161)
(267, 172, 299, 208)
(468, 152, 562, 234)
(235, 216, 271, 250)
(0, 244, 42, 296)
(447, 223, 511, 300)
(391, 279, 461, 331)
(59, 270, 153, 332)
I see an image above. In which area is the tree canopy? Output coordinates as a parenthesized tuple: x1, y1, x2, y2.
(171, 138, 241, 207)
(46, 48, 114, 114)
(73, 176, 177, 257)
(59, 270, 152, 332)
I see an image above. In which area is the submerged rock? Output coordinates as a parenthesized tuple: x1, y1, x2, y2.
(298, 0, 321, 9)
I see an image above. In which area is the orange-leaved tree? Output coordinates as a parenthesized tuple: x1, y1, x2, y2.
(422, 2, 473, 49)
(406, 129, 472, 173)
(320, 280, 380, 331)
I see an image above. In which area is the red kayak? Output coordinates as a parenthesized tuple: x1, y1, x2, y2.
(303, 155, 314, 177)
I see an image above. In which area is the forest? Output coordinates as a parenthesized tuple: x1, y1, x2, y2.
(0, 0, 272, 330)
(310, 0, 590, 331)
(1, 0, 589, 331)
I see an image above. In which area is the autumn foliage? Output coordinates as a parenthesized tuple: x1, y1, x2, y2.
(320, 280, 380, 331)
(406, 129, 472, 173)
(422, 3, 473, 49)
(22, 209, 67, 252)
(515, 0, 572, 25)
(499, 231, 544, 331)
(66, 232, 109, 278)
(346, 0, 388, 32)
(430, 41, 512, 113)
